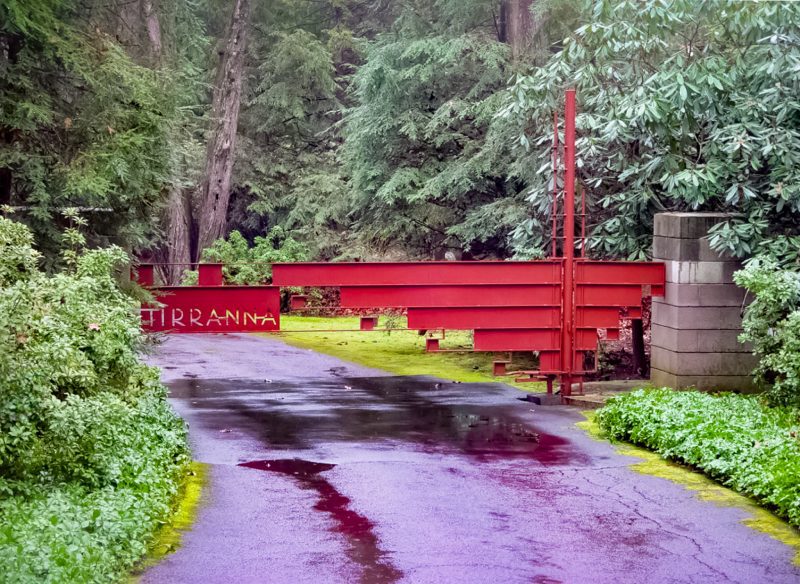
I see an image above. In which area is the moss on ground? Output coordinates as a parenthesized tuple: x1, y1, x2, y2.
(130, 462, 208, 580)
(578, 413, 800, 565)
(270, 315, 544, 389)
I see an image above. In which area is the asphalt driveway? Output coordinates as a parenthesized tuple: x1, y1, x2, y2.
(142, 334, 800, 584)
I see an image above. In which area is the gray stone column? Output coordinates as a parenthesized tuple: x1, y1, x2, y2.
(650, 213, 756, 391)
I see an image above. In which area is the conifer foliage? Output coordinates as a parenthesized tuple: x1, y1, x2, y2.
(0, 0, 198, 260)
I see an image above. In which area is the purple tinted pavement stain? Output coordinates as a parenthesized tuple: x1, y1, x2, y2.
(239, 459, 402, 584)
(169, 375, 585, 465)
(142, 335, 800, 584)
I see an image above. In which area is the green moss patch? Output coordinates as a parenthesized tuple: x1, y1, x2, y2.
(130, 462, 208, 579)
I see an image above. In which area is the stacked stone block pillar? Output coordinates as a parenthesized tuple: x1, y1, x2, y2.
(650, 213, 756, 390)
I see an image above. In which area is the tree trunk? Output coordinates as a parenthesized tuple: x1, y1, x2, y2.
(0, 167, 11, 205)
(503, 0, 536, 60)
(195, 0, 251, 260)
(142, 0, 163, 62)
(497, 4, 508, 43)
(164, 187, 193, 284)
(631, 318, 647, 377)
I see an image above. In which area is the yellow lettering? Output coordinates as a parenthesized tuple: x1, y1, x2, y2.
(172, 308, 185, 327)
(207, 309, 225, 326)
(190, 308, 203, 327)
(140, 308, 156, 326)
(258, 312, 277, 325)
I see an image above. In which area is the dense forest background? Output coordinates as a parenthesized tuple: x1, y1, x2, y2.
(2, 0, 799, 278)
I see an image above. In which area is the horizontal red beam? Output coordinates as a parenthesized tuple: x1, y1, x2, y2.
(576, 306, 621, 328)
(408, 307, 560, 330)
(473, 329, 560, 352)
(621, 307, 642, 320)
(540, 351, 561, 372)
(576, 284, 643, 307)
(340, 285, 561, 308)
(576, 261, 665, 288)
(142, 286, 280, 333)
(576, 328, 600, 351)
(272, 261, 562, 286)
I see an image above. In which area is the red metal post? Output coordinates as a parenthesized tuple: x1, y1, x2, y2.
(581, 184, 587, 258)
(561, 89, 578, 398)
(551, 111, 559, 258)
(133, 264, 155, 287)
(198, 263, 224, 286)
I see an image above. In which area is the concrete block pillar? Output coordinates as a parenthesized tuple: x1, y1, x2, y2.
(650, 213, 756, 391)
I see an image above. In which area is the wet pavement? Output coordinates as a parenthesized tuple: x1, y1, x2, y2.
(142, 334, 800, 584)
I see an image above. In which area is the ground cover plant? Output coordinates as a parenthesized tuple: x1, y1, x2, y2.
(0, 216, 189, 583)
(735, 262, 800, 408)
(596, 389, 800, 529)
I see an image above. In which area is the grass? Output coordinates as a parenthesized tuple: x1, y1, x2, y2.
(269, 315, 543, 389)
(129, 462, 208, 581)
(579, 411, 800, 565)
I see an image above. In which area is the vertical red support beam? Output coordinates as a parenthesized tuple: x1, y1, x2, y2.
(198, 263, 224, 286)
(133, 264, 155, 287)
(561, 89, 577, 398)
(551, 111, 559, 258)
(581, 184, 587, 258)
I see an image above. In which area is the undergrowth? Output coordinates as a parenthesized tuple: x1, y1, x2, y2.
(596, 389, 800, 529)
(0, 217, 189, 582)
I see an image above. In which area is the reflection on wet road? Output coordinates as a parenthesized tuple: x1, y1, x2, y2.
(142, 334, 800, 584)
(240, 458, 402, 583)
(168, 375, 579, 464)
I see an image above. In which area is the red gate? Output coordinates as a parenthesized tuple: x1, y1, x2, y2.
(135, 90, 665, 399)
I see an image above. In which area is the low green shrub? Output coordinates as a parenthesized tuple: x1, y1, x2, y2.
(183, 227, 310, 285)
(0, 216, 189, 582)
(596, 389, 800, 528)
(0, 390, 187, 583)
(735, 261, 800, 407)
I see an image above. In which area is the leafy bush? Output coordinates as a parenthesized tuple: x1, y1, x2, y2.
(504, 0, 800, 260)
(184, 227, 310, 285)
(735, 262, 800, 407)
(597, 389, 800, 528)
(0, 217, 189, 582)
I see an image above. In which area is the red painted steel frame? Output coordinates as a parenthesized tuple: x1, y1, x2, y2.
(561, 88, 577, 396)
(142, 286, 280, 333)
(134, 90, 666, 402)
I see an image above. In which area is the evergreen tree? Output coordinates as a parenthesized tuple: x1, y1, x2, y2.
(0, 0, 206, 264)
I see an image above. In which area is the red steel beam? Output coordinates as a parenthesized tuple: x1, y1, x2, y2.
(561, 88, 578, 396)
(576, 329, 600, 351)
(576, 306, 623, 328)
(576, 261, 665, 288)
(142, 286, 280, 333)
(272, 261, 561, 287)
(576, 284, 643, 307)
(132, 95, 669, 398)
(133, 264, 155, 287)
(340, 285, 561, 308)
(407, 306, 560, 330)
(198, 264, 224, 286)
(540, 351, 561, 372)
(474, 329, 560, 352)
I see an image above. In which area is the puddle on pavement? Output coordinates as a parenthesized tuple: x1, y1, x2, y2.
(240, 458, 402, 583)
(170, 376, 585, 465)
